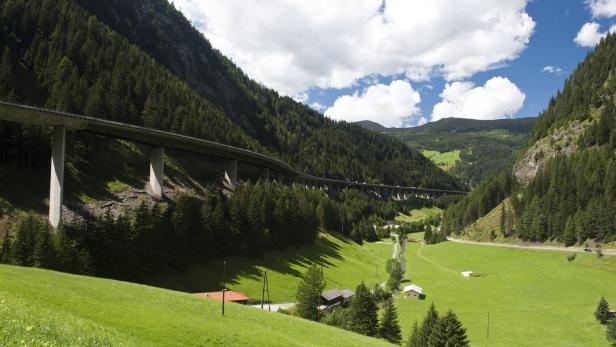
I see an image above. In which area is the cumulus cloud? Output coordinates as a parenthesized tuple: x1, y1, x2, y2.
(574, 22, 616, 47)
(174, 0, 535, 95)
(542, 65, 564, 75)
(431, 77, 525, 122)
(325, 80, 421, 128)
(587, 0, 616, 17)
(310, 102, 326, 112)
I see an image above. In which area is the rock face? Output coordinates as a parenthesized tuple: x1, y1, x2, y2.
(513, 120, 589, 184)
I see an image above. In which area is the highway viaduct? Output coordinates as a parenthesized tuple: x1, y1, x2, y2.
(0, 102, 466, 228)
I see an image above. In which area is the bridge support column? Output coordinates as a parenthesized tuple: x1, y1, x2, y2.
(224, 160, 238, 191)
(260, 167, 270, 181)
(49, 126, 66, 228)
(148, 146, 165, 200)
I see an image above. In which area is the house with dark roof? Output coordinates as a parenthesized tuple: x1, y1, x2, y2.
(319, 288, 354, 311)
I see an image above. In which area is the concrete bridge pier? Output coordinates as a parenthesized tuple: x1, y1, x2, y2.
(224, 159, 238, 191)
(147, 146, 165, 200)
(49, 126, 66, 228)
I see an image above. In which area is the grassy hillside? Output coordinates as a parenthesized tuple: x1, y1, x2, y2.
(0, 265, 391, 346)
(395, 241, 616, 346)
(395, 206, 443, 224)
(358, 118, 534, 186)
(148, 233, 391, 303)
(422, 150, 461, 171)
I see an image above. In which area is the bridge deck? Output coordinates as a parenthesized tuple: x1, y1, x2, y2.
(0, 101, 466, 195)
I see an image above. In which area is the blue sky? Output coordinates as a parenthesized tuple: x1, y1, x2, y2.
(175, 0, 616, 127)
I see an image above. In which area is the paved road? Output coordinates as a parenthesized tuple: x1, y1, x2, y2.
(447, 237, 616, 256)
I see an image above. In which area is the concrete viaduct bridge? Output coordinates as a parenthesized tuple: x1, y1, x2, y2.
(0, 102, 466, 228)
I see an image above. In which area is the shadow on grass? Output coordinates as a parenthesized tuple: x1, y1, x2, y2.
(146, 233, 352, 293)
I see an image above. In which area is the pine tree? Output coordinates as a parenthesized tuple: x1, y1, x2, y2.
(33, 226, 55, 269)
(430, 310, 469, 347)
(295, 263, 326, 321)
(378, 299, 402, 344)
(11, 216, 36, 266)
(607, 318, 616, 347)
(499, 204, 506, 236)
(348, 282, 378, 336)
(418, 303, 439, 345)
(0, 230, 11, 263)
(596, 297, 611, 324)
(406, 321, 422, 347)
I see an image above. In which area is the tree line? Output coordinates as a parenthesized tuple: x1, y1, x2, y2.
(0, 182, 418, 281)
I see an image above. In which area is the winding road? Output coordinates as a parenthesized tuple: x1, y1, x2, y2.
(447, 237, 616, 256)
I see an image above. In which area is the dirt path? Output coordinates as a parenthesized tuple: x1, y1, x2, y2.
(415, 242, 459, 275)
(447, 237, 616, 256)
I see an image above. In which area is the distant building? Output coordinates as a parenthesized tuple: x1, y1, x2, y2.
(461, 271, 473, 278)
(403, 284, 424, 299)
(193, 291, 249, 305)
(319, 288, 354, 311)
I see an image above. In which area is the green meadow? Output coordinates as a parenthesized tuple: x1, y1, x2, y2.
(422, 149, 461, 170)
(394, 241, 616, 346)
(395, 206, 443, 223)
(149, 233, 391, 303)
(0, 264, 390, 347)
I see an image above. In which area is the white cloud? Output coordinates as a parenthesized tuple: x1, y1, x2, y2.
(542, 65, 564, 75)
(574, 22, 616, 47)
(587, 0, 616, 17)
(310, 102, 326, 112)
(325, 80, 421, 128)
(431, 77, 525, 121)
(174, 0, 535, 95)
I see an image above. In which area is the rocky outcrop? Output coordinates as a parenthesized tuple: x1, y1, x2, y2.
(513, 120, 589, 184)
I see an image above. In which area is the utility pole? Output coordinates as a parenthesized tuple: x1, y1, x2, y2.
(266, 272, 271, 312)
(261, 271, 266, 310)
(222, 260, 226, 316)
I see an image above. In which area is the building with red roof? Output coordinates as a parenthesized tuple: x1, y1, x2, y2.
(193, 291, 249, 305)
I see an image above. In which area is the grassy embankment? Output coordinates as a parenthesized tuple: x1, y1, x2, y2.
(0, 264, 391, 346)
(149, 233, 390, 303)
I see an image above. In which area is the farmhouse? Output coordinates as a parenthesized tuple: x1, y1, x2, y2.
(319, 288, 354, 311)
(403, 284, 424, 299)
(193, 290, 249, 305)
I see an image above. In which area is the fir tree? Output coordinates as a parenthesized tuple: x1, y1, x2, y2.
(419, 303, 439, 345)
(596, 297, 611, 324)
(429, 310, 469, 347)
(295, 263, 325, 321)
(378, 299, 402, 344)
(405, 321, 421, 347)
(348, 282, 378, 336)
(607, 318, 616, 347)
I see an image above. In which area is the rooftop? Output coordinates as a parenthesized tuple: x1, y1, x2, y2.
(193, 291, 249, 302)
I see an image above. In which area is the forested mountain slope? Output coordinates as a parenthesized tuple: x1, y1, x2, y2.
(358, 117, 535, 186)
(444, 33, 616, 246)
(3, 0, 457, 190)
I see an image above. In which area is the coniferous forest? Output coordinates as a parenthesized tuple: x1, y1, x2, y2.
(443, 32, 616, 246)
(0, 0, 462, 190)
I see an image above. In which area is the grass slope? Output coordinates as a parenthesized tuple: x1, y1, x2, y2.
(149, 233, 391, 303)
(0, 265, 391, 346)
(395, 207, 443, 224)
(394, 241, 616, 346)
(422, 150, 461, 171)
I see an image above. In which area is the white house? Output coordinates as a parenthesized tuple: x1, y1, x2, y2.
(461, 271, 473, 278)
(403, 284, 423, 299)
